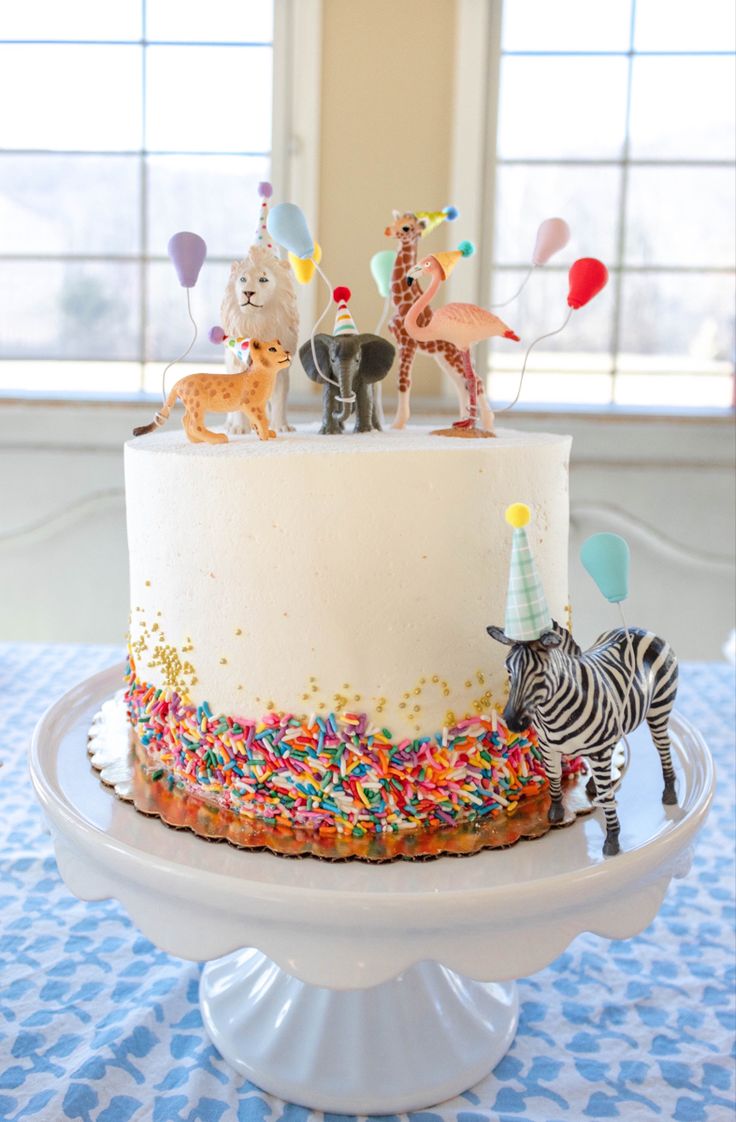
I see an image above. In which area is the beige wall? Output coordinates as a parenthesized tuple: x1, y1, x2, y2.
(317, 0, 460, 398)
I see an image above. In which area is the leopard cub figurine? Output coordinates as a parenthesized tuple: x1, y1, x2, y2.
(133, 338, 291, 444)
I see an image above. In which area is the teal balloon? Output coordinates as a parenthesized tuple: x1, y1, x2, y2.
(370, 250, 396, 298)
(581, 533, 630, 603)
(267, 203, 314, 259)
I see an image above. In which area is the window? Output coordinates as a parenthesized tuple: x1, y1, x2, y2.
(0, 0, 288, 396)
(459, 0, 735, 410)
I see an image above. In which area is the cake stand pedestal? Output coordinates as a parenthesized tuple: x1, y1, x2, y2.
(30, 665, 714, 1115)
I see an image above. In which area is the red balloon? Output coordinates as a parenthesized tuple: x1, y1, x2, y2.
(567, 258, 608, 309)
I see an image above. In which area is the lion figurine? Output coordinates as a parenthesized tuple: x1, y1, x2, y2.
(132, 339, 291, 445)
(220, 245, 299, 434)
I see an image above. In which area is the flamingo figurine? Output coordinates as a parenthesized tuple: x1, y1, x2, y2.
(405, 243, 520, 437)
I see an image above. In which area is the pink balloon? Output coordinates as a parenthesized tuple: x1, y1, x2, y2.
(167, 231, 207, 288)
(531, 218, 570, 266)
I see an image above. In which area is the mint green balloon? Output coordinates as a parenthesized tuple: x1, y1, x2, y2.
(370, 250, 396, 298)
(580, 533, 630, 603)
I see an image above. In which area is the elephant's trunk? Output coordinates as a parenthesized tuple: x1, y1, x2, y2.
(332, 360, 356, 425)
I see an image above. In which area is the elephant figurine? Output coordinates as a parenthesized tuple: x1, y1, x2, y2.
(299, 333, 396, 435)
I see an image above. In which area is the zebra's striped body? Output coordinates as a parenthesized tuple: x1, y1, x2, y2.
(487, 619, 678, 855)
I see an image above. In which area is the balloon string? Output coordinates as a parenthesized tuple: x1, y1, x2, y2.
(161, 288, 198, 404)
(489, 264, 535, 309)
(616, 600, 637, 752)
(495, 306, 573, 414)
(374, 294, 390, 336)
(310, 262, 356, 404)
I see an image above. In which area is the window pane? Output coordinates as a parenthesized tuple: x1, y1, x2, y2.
(146, 260, 231, 362)
(1, 0, 140, 40)
(0, 261, 140, 360)
(0, 46, 141, 151)
(629, 56, 736, 160)
(0, 155, 140, 255)
(497, 57, 629, 158)
(147, 155, 270, 257)
(625, 166, 736, 267)
(635, 0, 735, 51)
(502, 0, 632, 52)
(145, 46, 272, 153)
(146, 0, 273, 43)
(494, 165, 621, 265)
(0, 360, 143, 395)
(488, 267, 615, 360)
(618, 272, 735, 362)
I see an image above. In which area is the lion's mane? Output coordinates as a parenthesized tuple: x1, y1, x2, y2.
(220, 245, 299, 367)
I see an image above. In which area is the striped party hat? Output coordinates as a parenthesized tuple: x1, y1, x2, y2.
(503, 503, 552, 641)
(333, 286, 357, 336)
(254, 181, 273, 247)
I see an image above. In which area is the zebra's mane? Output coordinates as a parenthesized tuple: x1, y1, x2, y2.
(549, 619, 582, 657)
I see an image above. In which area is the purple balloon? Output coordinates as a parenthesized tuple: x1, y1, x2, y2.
(209, 325, 226, 344)
(167, 231, 207, 288)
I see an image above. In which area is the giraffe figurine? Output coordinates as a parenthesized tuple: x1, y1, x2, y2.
(384, 211, 493, 430)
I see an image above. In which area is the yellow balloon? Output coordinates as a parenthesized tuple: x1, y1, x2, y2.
(288, 241, 322, 284)
(505, 502, 531, 529)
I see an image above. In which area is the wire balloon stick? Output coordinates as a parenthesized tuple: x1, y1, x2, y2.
(495, 307, 572, 414)
(374, 294, 391, 336)
(161, 288, 198, 403)
(163, 231, 207, 403)
(489, 265, 535, 309)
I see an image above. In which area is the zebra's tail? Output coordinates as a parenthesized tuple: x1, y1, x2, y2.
(133, 385, 178, 437)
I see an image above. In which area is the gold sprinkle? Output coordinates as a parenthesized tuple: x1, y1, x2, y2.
(465, 680, 472, 689)
(220, 657, 227, 665)
(151, 622, 159, 632)
(443, 688, 450, 697)
(419, 677, 426, 685)
(402, 691, 410, 700)
(311, 685, 319, 693)
(353, 694, 361, 702)
(413, 687, 421, 695)
(399, 702, 406, 710)
(235, 628, 242, 636)
(432, 675, 439, 683)
(445, 711, 456, 726)
(476, 671, 485, 685)
(302, 693, 310, 701)
(144, 580, 151, 587)
(266, 700, 274, 709)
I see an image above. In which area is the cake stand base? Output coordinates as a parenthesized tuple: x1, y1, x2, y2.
(200, 949, 517, 1113)
(30, 665, 715, 1116)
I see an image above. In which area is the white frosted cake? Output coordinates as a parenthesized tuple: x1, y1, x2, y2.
(124, 426, 576, 837)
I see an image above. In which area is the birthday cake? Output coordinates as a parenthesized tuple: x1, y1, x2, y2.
(124, 427, 585, 837)
(120, 187, 621, 848)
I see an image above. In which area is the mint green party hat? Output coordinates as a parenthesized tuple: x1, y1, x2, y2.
(503, 503, 552, 641)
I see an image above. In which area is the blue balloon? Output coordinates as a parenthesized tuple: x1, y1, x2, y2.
(267, 203, 314, 259)
(580, 533, 630, 603)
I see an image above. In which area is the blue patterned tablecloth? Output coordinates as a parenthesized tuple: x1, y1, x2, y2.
(1, 644, 734, 1122)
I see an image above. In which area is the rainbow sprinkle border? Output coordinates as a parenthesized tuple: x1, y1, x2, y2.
(125, 658, 585, 836)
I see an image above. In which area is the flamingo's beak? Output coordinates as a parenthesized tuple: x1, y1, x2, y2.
(504, 330, 521, 342)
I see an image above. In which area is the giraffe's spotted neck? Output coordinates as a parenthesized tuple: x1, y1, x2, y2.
(390, 237, 422, 316)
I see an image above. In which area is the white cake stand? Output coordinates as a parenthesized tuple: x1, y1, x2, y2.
(30, 665, 714, 1115)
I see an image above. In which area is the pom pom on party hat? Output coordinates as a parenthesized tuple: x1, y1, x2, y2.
(254, 181, 274, 247)
(333, 286, 358, 336)
(503, 503, 552, 641)
(415, 204, 459, 237)
(432, 240, 474, 280)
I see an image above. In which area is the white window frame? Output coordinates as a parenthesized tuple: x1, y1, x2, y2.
(0, 0, 323, 403)
(450, 0, 735, 416)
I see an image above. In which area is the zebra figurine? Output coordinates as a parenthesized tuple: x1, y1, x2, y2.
(487, 618, 679, 856)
